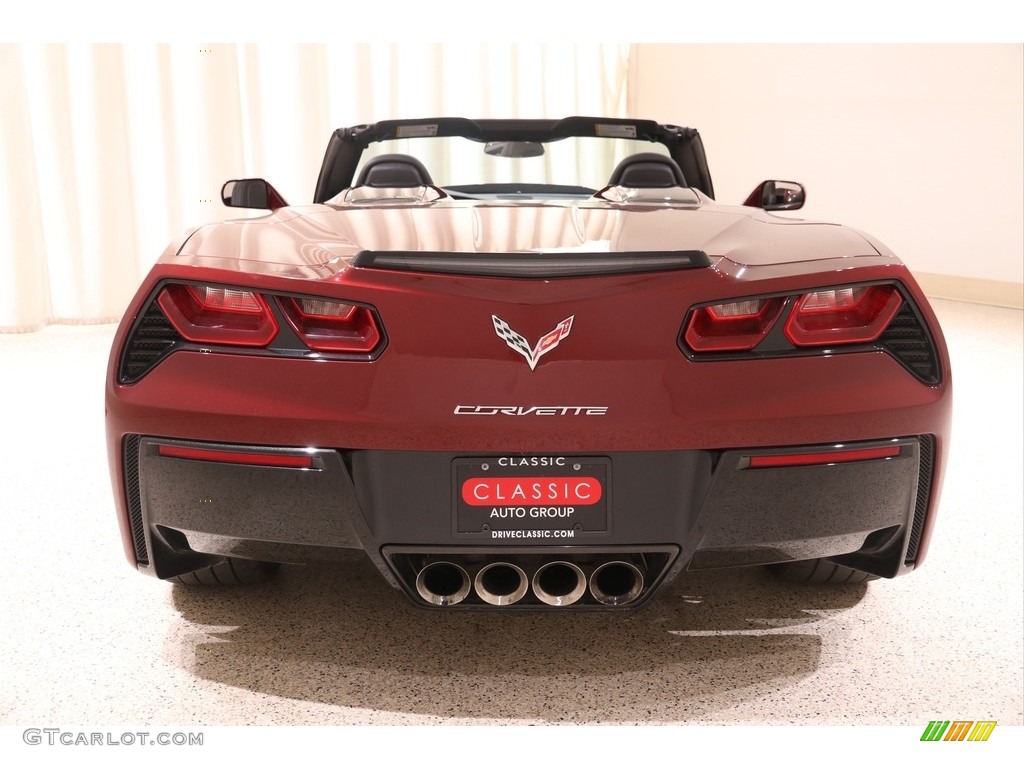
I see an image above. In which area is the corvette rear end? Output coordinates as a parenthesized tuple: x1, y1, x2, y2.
(105, 117, 951, 608)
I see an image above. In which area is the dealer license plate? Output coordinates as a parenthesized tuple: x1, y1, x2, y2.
(454, 456, 609, 536)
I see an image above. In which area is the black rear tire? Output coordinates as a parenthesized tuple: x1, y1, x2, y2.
(169, 558, 279, 586)
(767, 558, 877, 584)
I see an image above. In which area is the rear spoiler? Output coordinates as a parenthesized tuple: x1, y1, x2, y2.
(352, 250, 711, 279)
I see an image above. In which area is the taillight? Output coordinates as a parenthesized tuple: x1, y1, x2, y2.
(157, 284, 278, 346)
(784, 285, 902, 346)
(281, 297, 381, 353)
(680, 283, 937, 382)
(684, 298, 785, 352)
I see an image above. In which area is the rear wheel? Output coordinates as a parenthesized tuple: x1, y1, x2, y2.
(168, 558, 279, 586)
(767, 558, 877, 584)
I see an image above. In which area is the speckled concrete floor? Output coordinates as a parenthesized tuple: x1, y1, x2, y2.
(0, 299, 1021, 729)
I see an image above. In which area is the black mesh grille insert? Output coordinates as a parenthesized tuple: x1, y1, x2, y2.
(877, 302, 940, 384)
(905, 434, 935, 564)
(123, 434, 148, 565)
(119, 302, 182, 383)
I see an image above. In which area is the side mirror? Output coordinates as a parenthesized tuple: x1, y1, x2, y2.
(221, 179, 288, 210)
(744, 180, 805, 211)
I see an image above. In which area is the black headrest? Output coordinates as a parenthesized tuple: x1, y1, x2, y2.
(354, 154, 434, 188)
(608, 153, 687, 188)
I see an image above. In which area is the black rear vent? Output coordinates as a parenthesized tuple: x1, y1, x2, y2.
(119, 302, 182, 383)
(877, 302, 940, 384)
(123, 434, 148, 566)
(353, 249, 711, 278)
(905, 434, 935, 564)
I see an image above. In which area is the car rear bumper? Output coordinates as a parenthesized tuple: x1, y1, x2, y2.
(121, 434, 934, 608)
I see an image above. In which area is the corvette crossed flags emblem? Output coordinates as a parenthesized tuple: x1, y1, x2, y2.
(491, 315, 574, 371)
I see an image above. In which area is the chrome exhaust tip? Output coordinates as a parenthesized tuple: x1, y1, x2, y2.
(532, 561, 587, 606)
(415, 561, 471, 606)
(589, 561, 644, 606)
(474, 562, 528, 606)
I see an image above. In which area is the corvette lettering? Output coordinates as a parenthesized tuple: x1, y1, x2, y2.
(453, 405, 608, 416)
(492, 315, 574, 370)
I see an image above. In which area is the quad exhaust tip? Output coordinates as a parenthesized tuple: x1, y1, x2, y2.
(589, 561, 644, 606)
(532, 561, 587, 606)
(474, 562, 529, 606)
(413, 556, 648, 607)
(415, 561, 471, 606)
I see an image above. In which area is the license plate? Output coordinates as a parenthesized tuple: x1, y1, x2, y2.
(454, 456, 609, 535)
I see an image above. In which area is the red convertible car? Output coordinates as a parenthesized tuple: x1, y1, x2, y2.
(105, 117, 951, 608)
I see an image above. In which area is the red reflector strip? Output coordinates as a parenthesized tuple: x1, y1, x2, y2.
(748, 445, 901, 468)
(157, 445, 314, 468)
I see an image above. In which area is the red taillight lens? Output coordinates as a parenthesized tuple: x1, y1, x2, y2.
(784, 285, 902, 347)
(281, 297, 381, 353)
(158, 284, 278, 346)
(684, 298, 784, 352)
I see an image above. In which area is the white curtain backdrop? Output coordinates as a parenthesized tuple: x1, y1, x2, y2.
(0, 43, 629, 331)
